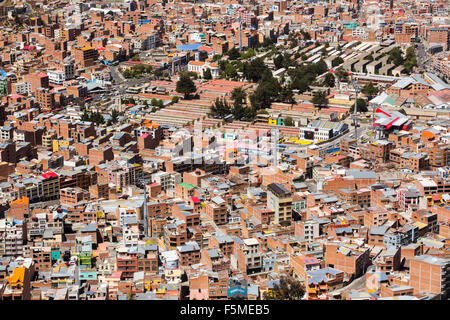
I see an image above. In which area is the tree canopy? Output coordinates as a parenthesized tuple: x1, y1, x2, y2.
(263, 277, 305, 300)
(203, 68, 212, 80)
(356, 98, 368, 112)
(249, 69, 281, 110)
(284, 116, 294, 126)
(176, 74, 196, 98)
(311, 90, 329, 106)
(361, 82, 378, 99)
(388, 47, 404, 66)
(323, 73, 335, 87)
(231, 87, 247, 106)
(243, 58, 268, 82)
(403, 46, 417, 74)
(227, 47, 241, 60)
(210, 98, 230, 118)
(81, 110, 105, 125)
(332, 56, 344, 67)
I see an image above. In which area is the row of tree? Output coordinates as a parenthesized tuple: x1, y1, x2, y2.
(122, 64, 153, 79)
(388, 46, 417, 74)
(262, 276, 305, 300)
(81, 110, 105, 124)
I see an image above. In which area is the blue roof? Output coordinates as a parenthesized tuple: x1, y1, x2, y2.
(176, 43, 202, 51)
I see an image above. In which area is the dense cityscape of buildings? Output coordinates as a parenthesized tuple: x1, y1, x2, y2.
(0, 0, 449, 301)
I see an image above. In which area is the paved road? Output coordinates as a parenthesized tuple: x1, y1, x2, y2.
(110, 66, 126, 84)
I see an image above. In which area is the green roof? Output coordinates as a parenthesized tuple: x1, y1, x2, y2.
(179, 182, 196, 190)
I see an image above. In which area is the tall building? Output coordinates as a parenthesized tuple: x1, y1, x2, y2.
(410, 255, 450, 299)
(267, 183, 293, 225)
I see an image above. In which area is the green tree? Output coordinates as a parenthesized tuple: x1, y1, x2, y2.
(133, 64, 145, 74)
(250, 69, 281, 109)
(154, 69, 163, 79)
(211, 98, 230, 118)
(172, 96, 180, 103)
(262, 37, 274, 48)
(249, 79, 278, 110)
(290, 38, 299, 49)
(232, 102, 246, 121)
(403, 46, 417, 74)
(81, 110, 90, 122)
(130, 54, 140, 61)
(301, 30, 311, 40)
(405, 46, 415, 61)
(315, 59, 329, 75)
(227, 47, 241, 60)
(332, 57, 344, 67)
(356, 98, 368, 112)
(274, 54, 284, 69)
(290, 77, 310, 93)
(336, 67, 349, 82)
(224, 63, 238, 80)
(403, 59, 417, 74)
(243, 58, 268, 82)
(311, 90, 328, 107)
(218, 60, 228, 72)
(122, 69, 133, 79)
(279, 86, 295, 104)
(231, 87, 247, 106)
(111, 109, 120, 124)
(88, 111, 105, 125)
(176, 74, 197, 99)
(203, 68, 212, 80)
(241, 48, 256, 60)
(323, 73, 335, 87)
(388, 47, 404, 66)
(284, 116, 294, 127)
(263, 277, 305, 300)
(181, 71, 198, 79)
(361, 82, 378, 100)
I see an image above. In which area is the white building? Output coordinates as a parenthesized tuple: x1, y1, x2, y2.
(133, 34, 160, 51)
(299, 127, 333, 143)
(48, 70, 66, 85)
(187, 60, 220, 79)
(151, 171, 181, 191)
(189, 32, 207, 44)
(303, 219, 320, 243)
(242, 238, 262, 273)
(14, 82, 31, 95)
